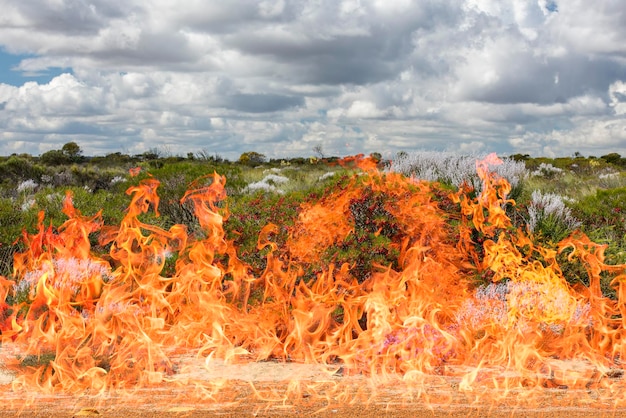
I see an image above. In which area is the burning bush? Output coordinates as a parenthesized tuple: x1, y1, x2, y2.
(0, 154, 625, 409)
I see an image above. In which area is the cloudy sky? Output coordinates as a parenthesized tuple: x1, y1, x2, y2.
(1, 0, 625, 160)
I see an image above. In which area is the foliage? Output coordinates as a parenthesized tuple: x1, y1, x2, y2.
(40, 149, 71, 165)
(388, 151, 527, 201)
(0, 156, 45, 185)
(195, 149, 225, 163)
(225, 192, 301, 273)
(90, 152, 140, 167)
(61, 141, 83, 163)
(0, 196, 40, 240)
(1, 149, 626, 301)
(144, 161, 244, 232)
(238, 151, 267, 166)
(526, 190, 581, 243)
(601, 152, 626, 167)
(324, 185, 402, 283)
(572, 187, 626, 267)
(224, 168, 352, 273)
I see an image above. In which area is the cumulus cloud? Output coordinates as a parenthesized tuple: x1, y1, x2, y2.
(0, 0, 625, 159)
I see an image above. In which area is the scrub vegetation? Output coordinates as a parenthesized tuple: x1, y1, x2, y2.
(0, 143, 625, 300)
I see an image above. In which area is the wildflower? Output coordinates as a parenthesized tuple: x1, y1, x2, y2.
(110, 176, 125, 185)
(262, 174, 289, 184)
(531, 163, 563, 178)
(457, 281, 590, 330)
(17, 179, 38, 193)
(245, 182, 284, 194)
(598, 171, 619, 180)
(526, 190, 581, 234)
(318, 171, 336, 181)
(20, 198, 36, 212)
(244, 174, 289, 194)
(14, 257, 112, 299)
(46, 193, 63, 202)
(387, 151, 527, 194)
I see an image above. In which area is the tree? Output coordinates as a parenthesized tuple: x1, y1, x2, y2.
(369, 152, 382, 163)
(601, 153, 622, 165)
(40, 149, 70, 165)
(61, 141, 83, 162)
(313, 144, 325, 159)
(510, 153, 530, 162)
(396, 151, 408, 160)
(238, 151, 267, 166)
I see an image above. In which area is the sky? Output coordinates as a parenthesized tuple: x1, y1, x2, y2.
(1, 0, 626, 160)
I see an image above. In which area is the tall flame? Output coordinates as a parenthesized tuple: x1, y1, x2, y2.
(1, 155, 626, 411)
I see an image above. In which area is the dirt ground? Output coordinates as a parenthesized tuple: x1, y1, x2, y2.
(3, 392, 626, 418)
(2, 354, 626, 417)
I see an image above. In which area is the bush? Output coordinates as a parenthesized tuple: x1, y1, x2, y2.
(324, 185, 402, 283)
(388, 151, 527, 201)
(526, 190, 581, 243)
(0, 197, 39, 246)
(238, 152, 267, 166)
(573, 187, 626, 267)
(531, 163, 563, 179)
(601, 153, 626, 167)
(0, 156, 46, 184)
(40, 149, 71, 165)
(91, 152, 139, 167)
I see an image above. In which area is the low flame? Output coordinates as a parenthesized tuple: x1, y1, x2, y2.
(1, 155, 626, 410)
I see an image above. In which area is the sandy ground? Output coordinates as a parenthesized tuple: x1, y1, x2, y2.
(2, 350, 626, 417)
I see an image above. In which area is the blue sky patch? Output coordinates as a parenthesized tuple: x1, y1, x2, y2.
(0, 49, 71, 86)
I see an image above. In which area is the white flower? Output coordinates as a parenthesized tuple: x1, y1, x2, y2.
(527, 190, 581, 233)
(15, 257, 112, 299)
(262, 174, 289, 184)
(17, 179, 38, 193)
(387, 151, 527, 193)
(20, 198, 36, 212)
(245, 181, 284, 194)
(531, 163, 563, 177)
(457, 281, 591, 330)
(318, 171, 336, 181)
(244, 173, 289, 194)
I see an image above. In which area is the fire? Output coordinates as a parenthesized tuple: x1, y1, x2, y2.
(1, 155, 626, 411)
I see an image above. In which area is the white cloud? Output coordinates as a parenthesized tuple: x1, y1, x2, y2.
(609, 80, 626, 115)
(344, 100, 385, 119)
(0, 0, 625, 159)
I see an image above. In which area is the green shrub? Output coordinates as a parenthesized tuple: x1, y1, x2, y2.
(238, 151, 267, 166)
(40, 149, 71, 165)
(573, 187, 626, 268)
(526, 190, 581, 243)
(323, 185, 402, 283)
(142, 161, 243, 232)
(574, 187, 626, 234)
(0, 156, 46, 184)
(226, 191, 302, 273)
(224, 168, 352, 274)
(0, 197, 38, 243)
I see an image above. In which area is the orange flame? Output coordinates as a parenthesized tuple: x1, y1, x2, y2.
(1, 155, 626, 411)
